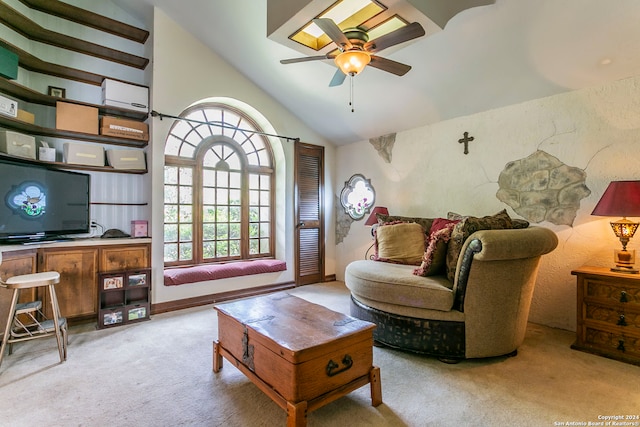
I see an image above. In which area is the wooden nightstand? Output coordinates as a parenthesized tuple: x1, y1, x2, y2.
(571, 266, 640, 366)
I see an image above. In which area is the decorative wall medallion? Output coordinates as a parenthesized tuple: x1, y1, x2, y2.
(369, 133, 396, 163)
(340, 174, 375, 220)
(496, 150, 590, 226)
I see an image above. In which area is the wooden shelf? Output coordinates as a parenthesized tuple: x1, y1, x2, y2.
(0, 78, 149, 121)
(0, 115, 148, 148)
(91, 202, 148, 206)
(0, 2, 148, 70)
(18, 0, 150, 44)
(0, 4, 151, 177)
(0, 39, 104, 86)
(0, 152, 147, 175)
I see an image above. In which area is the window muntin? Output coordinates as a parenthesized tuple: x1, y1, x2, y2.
(164, 104, 274, 266)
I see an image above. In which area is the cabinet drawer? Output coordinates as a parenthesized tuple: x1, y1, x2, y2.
(584, 326, 640, 360)
(585, 278, 640, 307)
(584, 302, 640, 332)
(100, 307, 125, 328)
(126, 303, 149, 323)
(100, 244, 149, 272)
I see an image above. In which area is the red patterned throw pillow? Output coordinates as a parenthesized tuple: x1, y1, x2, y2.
(413, 218, 459, 277)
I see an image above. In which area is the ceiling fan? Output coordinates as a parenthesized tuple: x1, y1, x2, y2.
(280, 18, 426, 87)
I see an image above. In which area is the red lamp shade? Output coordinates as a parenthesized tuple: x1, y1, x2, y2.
(592, 181, 640, 273)
(365, 206, 389, 226)
(592, 181, 640, 217)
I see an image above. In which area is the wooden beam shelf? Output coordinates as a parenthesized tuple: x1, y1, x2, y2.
(0, 39, 103, 86)
(18, 0, 150, 44)
(0, 1, 151, 177)
(0, 2, 148, 70)
(91, 202, 149, 206)
(0, 78, 149, 121)
(0, 115, 148, 148)
(0, 153, 147, 175)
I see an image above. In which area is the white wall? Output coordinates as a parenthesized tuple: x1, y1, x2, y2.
(150, 9, 337, 304)
(336, 75, 640, 331)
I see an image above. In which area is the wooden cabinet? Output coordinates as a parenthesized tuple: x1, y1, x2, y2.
(1, 240, 151, 326)
(572, 266, 640, 366)
(97, 243, 151, 328)
(39, 247, 98, 323)
(98, 269, 150, 329)
(0, 249, 37, 333)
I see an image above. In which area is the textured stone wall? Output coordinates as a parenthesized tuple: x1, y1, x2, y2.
(496, 150, 591, 226)
(335, 195, 354, 244)
(369, 133, 396, 163)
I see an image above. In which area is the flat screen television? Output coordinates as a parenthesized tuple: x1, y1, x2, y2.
(0, 157, 91, 244)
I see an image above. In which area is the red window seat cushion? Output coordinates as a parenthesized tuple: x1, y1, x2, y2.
(164, 259, 286, 286)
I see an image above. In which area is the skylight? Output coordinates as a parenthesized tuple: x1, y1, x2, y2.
(290, 0, 408, 51)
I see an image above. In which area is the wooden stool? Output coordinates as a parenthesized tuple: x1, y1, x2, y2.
(0, 259, 67, 369)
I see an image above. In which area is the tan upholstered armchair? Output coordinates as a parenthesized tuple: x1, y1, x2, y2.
(346, 226, 558, 362)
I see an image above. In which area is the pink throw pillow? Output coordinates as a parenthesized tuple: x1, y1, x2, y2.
(413, 219, 459, 277)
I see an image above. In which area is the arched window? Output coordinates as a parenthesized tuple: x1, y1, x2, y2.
(163, 103, 274, 266)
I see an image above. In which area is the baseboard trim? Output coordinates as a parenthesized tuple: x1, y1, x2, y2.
(151, 281, 296, 314)
(325, 274, 337, 282)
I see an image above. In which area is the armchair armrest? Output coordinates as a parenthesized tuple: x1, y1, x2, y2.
(466, 227, 558, 262)
(454, 227, 558, 311)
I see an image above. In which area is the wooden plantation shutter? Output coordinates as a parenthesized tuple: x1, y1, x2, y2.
(294, 142, 325, 285)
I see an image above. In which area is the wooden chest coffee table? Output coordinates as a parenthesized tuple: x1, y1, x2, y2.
(213, 292, 382, 426)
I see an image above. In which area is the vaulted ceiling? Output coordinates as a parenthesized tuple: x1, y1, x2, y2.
(114, 0, 640, 145)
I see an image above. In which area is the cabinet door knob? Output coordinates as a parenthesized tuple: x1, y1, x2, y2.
(619, 291, 628, 303)
(617, 314, 627, 326)
(617, 340, 626, 352)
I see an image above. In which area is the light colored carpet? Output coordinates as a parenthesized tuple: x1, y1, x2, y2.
(0, 281, 638, 426)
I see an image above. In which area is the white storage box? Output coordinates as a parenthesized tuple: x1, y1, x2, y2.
(0, 130, 36, 159)
(64, 142, 104, 166)
(102, 79, 149, 113)
(0, 94, 18, 118)
(39, 147, 56, 162)
(106, 149, 146, 170)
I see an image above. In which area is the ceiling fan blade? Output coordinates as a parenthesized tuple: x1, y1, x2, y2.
(329, 69, 347, 87)
(364, 22, 426, 53)
(369, 55, 412, 76)
(280, 54, 333, 64)
(313, 18, 353, 51)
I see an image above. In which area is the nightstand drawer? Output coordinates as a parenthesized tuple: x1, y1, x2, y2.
(585, 278, 640, 307)
(583, 326, 640, 360)
(584, 302, 640, 332)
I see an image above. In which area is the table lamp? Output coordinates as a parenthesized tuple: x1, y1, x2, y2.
(364, 206, 388, 259)
(591, 181, 640, 273)
(365, 206, 389, 236)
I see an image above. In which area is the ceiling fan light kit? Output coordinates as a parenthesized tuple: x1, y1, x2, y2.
(335, 50, 371, 75)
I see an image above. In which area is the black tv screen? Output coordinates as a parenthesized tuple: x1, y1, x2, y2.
(0, 158, 90, 243)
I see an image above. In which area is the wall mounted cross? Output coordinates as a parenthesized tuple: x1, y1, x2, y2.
(458, 131, 474, 155)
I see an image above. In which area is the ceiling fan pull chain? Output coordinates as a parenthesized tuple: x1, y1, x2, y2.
(350, 74, 355, 113)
